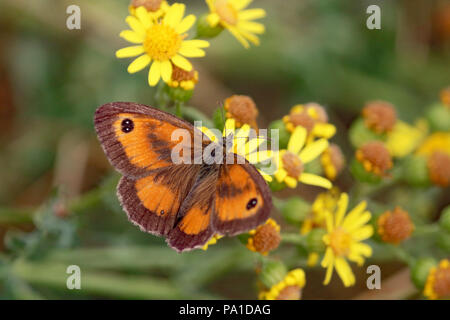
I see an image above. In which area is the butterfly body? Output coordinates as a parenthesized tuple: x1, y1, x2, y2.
(94, 102, 272, 252)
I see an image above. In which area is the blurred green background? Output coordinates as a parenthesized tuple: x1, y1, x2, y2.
(0, 0, 449, 299)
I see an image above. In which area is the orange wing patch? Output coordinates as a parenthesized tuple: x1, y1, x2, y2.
(213, 163, 271, 236)
(94, 102, 195, 178)
(135, 175, 180, 217)
(117, 165, 200, 236)
(178, 206, 212, 235)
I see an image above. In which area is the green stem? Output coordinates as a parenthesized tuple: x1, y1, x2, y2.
(175, 100, 184, 118)
(281, 233, 307, 246)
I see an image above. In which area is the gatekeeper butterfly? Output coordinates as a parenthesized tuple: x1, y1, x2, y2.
(94, 102, 272, 252)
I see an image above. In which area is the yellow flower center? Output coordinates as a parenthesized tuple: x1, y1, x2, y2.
(282, 151, 304, 178)
(143, 24, 182, 61)
(216, 0, 238, 25)
(329, 227, 352, 256)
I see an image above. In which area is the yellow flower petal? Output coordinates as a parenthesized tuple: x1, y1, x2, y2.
(313, 123, 336, 139)
(224, 118, 236, 132)
(160, 60, 172, 83)
(171, 54, 192, 71)
(205, 0, 215, 11)
(176, 14, 196, 34)
(239, 28, 260, 45)
(230, 0, 253, 10)
(284, 176, 298, 188)
(342, 201, 367, 227)
(226, 25, 250, 48)
(335, 193, 349, 227)
(350, 225, 374, 241)
(125, 16, 146, 37)
(206, 13, 220, 27)
(299, 138, 329, 163)
(239, 8, 266, 20)
(127, 54, 151, 73)
(274, 168, 287, 183)
(135, 6, 152, 28)
(148, 61, 161, 86)
(164, 3, 185, 28)
(324, 211, 334, 233)
(323, 263, 334, 285)
(116, 46, 145, 58)
(238, 21, 265, 34)
(119, 30, 145, 44)
(335, 257, 355, 287)
(288, 126, 307, 154)
(351, 242, 372, 258)
(182, 40, 210, 48)
(343, 211, 371, 232)
(179, 47, 206, 58)
(299, 173, 332, 189)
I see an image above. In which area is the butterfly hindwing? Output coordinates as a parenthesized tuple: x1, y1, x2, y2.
(167, 164, 219, 252)
(213, 161, 272, 236)
(94, 102, 196, 178)
(117, 165, 201, 236)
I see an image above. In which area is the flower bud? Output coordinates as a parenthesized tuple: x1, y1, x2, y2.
(281, 197, 311, 224)
(349, 118, 385, 148)
(411, 257, 437, 289)
(424, 259, 450, 299)
(306, 228, 327, 253)
(425, 103, 450, 132)
(427, 151, 450, 187)
(362, 100, 397, 134)
(246, 219, 281, 255)
(402, 155, 430, 187)
(165, 86, 193, 102)
(377, 207, 414, 244)
(224, 95, 258, 128)
(196, 14, 223, 38)
(439, 206, 450, 233)
(350, 158, 381, 184)
(269, 120, 290, 150)
(259, 260, 288, 289)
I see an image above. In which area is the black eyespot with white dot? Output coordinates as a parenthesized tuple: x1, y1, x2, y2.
(121, 119, 134, 133)
(246, 198, 258, 210)
(160, 210, 165, 215)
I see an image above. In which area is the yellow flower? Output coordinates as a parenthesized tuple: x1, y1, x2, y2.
(301, 187, 340, 235)
(282, 104, 336, 143)
(416, 132, 450, 157)
(386, 119, 428, 158)
(128, 0, 169, 20)
(205, 0, 266, 48)
(201, 234, 223, 250)
(320, 143, 345, 181)
(321, 193, 373, 287)
(424, 259, 450, 300)
(246, 218, 281, 255)
(200, 119, 274, 182)
(259, 269, 306, 300)
(116, 4, 210, 87)
(273, 126, 332, 189)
